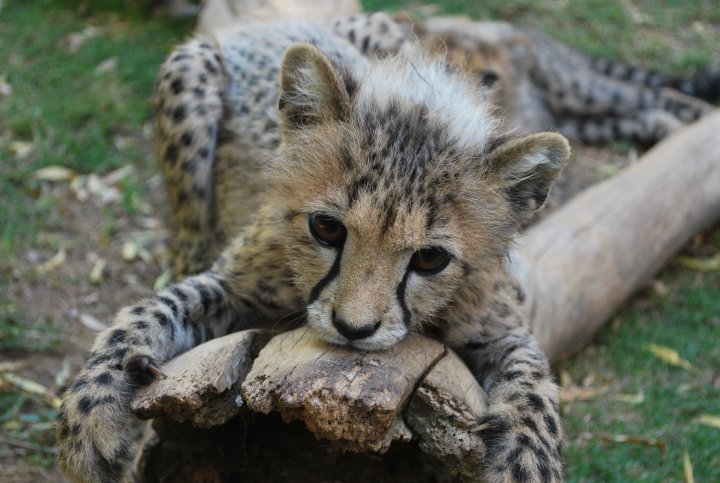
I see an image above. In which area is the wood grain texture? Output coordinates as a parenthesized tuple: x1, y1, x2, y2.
(513, 109, 720, 359)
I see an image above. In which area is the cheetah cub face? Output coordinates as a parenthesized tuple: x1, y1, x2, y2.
(272, 44, 568, 350)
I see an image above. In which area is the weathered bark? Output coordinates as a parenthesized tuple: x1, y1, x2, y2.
(514, 109, 720, 359)
(132, 330, 271, 426)
(134, 328, 488, 480)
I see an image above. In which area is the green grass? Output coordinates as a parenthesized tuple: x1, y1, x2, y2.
(363, 0, 720, 73)
(0, 301, 60, 352)
(0, 0, 718, 478)
(559, 269, 720, 481)
(0, 0, 191, 261)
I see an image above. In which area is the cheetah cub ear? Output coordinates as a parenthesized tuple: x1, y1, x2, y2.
(278, 43, 352, 134)
(488, 132, 570, 223)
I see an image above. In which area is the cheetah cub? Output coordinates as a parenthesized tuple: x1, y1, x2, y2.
(57, 24, 569, 482)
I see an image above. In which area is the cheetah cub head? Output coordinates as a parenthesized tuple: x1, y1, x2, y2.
(272, 44, 569, 350)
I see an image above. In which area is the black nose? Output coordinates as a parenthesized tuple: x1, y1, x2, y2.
(332, 315, 380, 340)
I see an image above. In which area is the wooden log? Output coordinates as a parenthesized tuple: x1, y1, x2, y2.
(132, 328, 489, 479)
(132, 330, 271, 427)
(241, 327, 444, 453)
(513, 109, 720, 360)
(406, 349, 487, 480)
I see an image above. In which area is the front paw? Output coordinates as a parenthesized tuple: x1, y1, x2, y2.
(56, 348, 160, 481)
(473, 408, 563, 482)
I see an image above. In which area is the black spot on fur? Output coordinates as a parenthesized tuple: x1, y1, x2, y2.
(169, 286, 189, 302)
(203, 59, 219, 75)
(77, 396, 95, 414)
(108, 329, 127, 345)
(521, 416, 541, 438)
(71, 377, 88, 392)
(113, 347, 128, 360)
(544, 413, 558, 436)
(85, 352, 112, 368)
(170, 78, 183, 94)
(506, 445, 524, 468)
(193, 283, 212, 314)
(172, 105, 187, 124)
(132, 320, 148, 330)
(130, 306, 145, 316)
(95, 372, 112, 385)
(528, 393, 545, 411)
(180, 131, 193, 147)
(152, 310, 169, 326)
(511, 462, 530, 482)
(501, 370, 524, 382)
(171, 53, 190, 63)
(165, 144, 179, 166)
(158, 296, 179, 319)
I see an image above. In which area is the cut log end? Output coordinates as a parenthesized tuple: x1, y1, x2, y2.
(132, 327, 489, 479)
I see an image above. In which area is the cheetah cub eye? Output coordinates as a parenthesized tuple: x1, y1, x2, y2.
(409, 247, 452, 275)
(309, 213, 347, 247)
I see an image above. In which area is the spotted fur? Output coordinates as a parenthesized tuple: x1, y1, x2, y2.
(58, 22, 568, 482)
(331, 12, 715, 146)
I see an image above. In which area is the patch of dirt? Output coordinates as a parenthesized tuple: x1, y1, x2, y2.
(2, 158, 170, 481)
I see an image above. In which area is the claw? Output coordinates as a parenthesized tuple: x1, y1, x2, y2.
(470, 421, 492, 432)
(125, 354, 167, 385)
(145, 360, 168, 380)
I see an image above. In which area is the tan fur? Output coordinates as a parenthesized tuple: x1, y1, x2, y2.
(58, 23, 568, 482)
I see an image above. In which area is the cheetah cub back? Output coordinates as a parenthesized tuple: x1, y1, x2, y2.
(58, 25, 569, 482)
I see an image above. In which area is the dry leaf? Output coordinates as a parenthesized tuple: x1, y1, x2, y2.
(560, 385, 608, 403)
(695, 414, 720, 429)
(0, 361, 25, 373)
(648, 279, 668, 297)
(94, 57, 117, 75)
(614, 392, 645, 404)
(102, 165, 134, 185)
(598, 433, 666, 452)
(86, 174, 120, 204)
(54, 357, 72, 389)
(559, 369, 572, 388)
(645, 344, 693, 370)
(78, 313, 107, 332)
(67, 26, 101, 52)
(674, 254, 720, 272)
(35, 247, 66, 274)
(33, 165, 77, 182)
(0, 75, 11, 97)
(123, 240, 139, 261)
(89, 258, 106, 284)
(8, 140, 34, 159)
(153, 269, 172, 290)
(2, 373, 48, 397)
(684, 450, 694, 483)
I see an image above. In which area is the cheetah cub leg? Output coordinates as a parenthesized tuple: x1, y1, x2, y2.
(57, 221, 298, 482)
(445, 133, 569, 481)
(56, 272, 236, 481)
(154, 37, 227, 276)
(454, 325, 563, 482)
